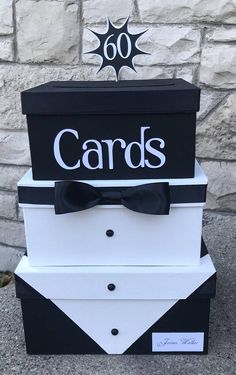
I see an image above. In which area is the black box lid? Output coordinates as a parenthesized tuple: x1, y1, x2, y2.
(21, 79, 200, 115)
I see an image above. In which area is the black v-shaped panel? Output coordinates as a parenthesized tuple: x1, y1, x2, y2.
(21, 298, 106, 355)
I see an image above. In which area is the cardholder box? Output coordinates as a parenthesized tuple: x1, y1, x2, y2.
(18, 161, 207, 267)
(15, 241, 216, 355)
(21, 79, 200, 180)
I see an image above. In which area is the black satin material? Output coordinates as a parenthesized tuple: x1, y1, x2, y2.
(54, 181, 170, 215)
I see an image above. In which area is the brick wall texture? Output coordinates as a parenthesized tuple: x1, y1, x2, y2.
(0, 0, 235, 270)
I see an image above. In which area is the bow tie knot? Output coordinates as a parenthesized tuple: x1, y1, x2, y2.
(101, 190, 122, 204)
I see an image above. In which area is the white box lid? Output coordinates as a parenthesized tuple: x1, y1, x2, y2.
(15, 254, 216, 300)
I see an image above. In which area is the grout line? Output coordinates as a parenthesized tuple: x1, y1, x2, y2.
(0, 241, 26, 251)
(0, 188, 18, 194)
(208, 40, 236, 45)
(0, 163, 31, 168)
(197, 157, 236, 163)
(82, 21, 236, 27)
(199, 83, 236, 92)
(0, 215, 24, 223)
(195, 26, 207, 86)
(133, 0, 141, 22)
(197, 92, 231, 125)
(0, 128, 28, 133)
(15, 194, 20, 221)
(77, 0, 84, 65)
(173, 66, 177, 79)
(204, 209, 236, 217)
(0, 35, 14, 40)
(12, 0, 18, 62)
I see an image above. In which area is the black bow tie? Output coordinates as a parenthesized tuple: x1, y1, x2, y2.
(54, 181, 170, 215)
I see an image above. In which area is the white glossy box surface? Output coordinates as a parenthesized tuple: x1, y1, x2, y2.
(18, 162, 207, 267)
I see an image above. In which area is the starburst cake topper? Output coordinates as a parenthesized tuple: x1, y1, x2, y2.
(86, 17, 149, 80)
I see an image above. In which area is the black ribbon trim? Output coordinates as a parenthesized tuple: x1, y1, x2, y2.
(18, 184, 206, 206)
(18, 185, 207, 205)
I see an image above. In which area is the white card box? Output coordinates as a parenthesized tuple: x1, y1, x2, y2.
(18, 161, 207, 267)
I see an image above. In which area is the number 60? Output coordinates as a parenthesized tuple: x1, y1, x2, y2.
(103, 33, 132, 60)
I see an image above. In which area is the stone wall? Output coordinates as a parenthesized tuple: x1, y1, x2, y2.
(0, 0, 235, 270)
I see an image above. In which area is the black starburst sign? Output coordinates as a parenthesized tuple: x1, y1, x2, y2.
(86, 18, 149, 80)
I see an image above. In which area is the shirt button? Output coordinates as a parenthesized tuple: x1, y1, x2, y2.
(106, 229, 114, 237)
(107, 283, 116, 291)
(111, 328, 119, 336)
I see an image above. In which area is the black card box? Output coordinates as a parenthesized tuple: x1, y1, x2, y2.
(21, 79, 200, 180)
(15, 241, 216, 355)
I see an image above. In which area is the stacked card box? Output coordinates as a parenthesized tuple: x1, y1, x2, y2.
(15, 79, 216, 354)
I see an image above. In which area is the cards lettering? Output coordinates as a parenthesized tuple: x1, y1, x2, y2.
(54, 126, 166, 171)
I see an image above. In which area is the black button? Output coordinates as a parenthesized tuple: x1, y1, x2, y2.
(107, 283, 116, 291)
(111, 328, 119, 336)
(106, 229, 114, 237)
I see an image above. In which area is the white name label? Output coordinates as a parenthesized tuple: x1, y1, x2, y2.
(152, 332, 204, 352)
